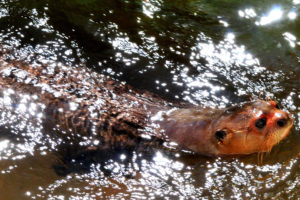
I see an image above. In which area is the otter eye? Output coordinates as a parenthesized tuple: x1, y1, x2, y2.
(255, 118, 267, 129)
(215, 130, 227, 142)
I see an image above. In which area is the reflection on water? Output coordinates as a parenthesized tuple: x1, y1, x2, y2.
(0, 0, 299, 199)
(283, 32, 298, 48)
(238, 4, 298, 26)
(257, 5, 283, 26)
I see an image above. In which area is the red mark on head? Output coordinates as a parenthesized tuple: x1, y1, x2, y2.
(269, 101, 278, 109)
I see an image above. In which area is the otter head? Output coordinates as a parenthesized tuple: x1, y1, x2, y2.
(212, 100, 293, 155)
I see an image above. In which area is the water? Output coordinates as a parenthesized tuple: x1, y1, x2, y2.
(0, 0, 299, 199)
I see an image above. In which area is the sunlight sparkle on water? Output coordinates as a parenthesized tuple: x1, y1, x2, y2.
(0, 8, 8, 18)
(142, 0, 160, 18)
(3, 94, 12, 106)
(69, 102, 79, 111)
(283, 32, 297, 48)
(287, 11, 297, 20)
(0, 140, 9, 151)
(293, 0, 300, 4)
(17, 103, 27, 113)
(256, 5, 283, 26)
(238, 8, 257, 19)
(184, 32, 262, 105)
(112, 36, 146, 56)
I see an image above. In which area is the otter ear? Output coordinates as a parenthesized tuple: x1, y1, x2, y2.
(215, 128, 234, 144)
(215, 129, 227, 143)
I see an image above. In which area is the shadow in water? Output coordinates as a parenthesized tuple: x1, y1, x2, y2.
(52, 143, 158, 177)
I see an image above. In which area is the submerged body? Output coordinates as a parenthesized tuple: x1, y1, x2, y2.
(0, 51, 294, 156)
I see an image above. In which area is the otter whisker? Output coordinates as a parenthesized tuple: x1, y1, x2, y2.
(257, 151, 264, 165)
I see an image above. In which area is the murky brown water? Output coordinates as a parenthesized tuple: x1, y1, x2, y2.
(0, 0, 299, 199)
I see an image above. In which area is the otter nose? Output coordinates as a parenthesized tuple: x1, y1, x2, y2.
(275, 112, 290, 127)
(277, 118, 287, 127)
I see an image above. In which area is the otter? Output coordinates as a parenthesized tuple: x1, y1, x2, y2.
(0, 51, 294, 156)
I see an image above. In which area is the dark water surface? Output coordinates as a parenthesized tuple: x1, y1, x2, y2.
(0, 0, 299, 199)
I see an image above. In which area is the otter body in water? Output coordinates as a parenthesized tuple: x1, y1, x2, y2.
(0, 52, 294, 156)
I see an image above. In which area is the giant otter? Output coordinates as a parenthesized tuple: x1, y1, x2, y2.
(0, 50, 294, 156)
